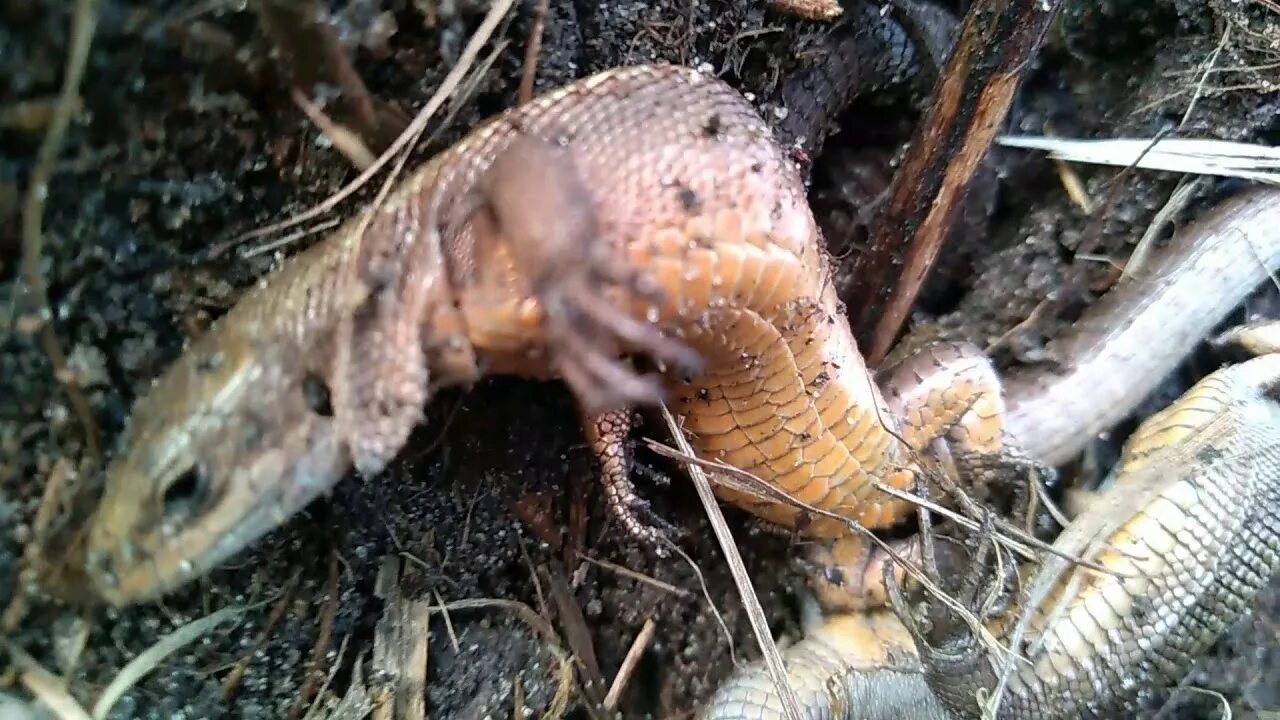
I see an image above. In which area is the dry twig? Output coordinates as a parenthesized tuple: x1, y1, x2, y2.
(227, 0, 517, 249)
(518, 0, 550, 105)
(846, 0, 1064, 364)
(603, 618, 656, 710)
(17, 0, 102, 460)
(288, 553, 342, 720)
(655, 405, 803, 720)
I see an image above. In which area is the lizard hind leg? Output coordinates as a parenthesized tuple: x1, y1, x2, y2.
(581, 407, 683, 554)
(807, 341, 1024, 614)
(877, 340, 1007, 456)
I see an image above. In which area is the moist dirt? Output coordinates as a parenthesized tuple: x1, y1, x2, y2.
(1, 1, 1278, 718)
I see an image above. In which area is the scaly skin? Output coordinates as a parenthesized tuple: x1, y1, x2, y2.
(704, 346, 1280, 719)
(702, 187, 1280, 718)
(82, 64, 1003, 607)
(77, 61, 1280, 717)
(1000, 189, 1280, 465)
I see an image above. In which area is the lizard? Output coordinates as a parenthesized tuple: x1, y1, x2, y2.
(80, 62, 1013, 609)
(702, 187, 1280, 718)
(74, 60, 1280, 719)
(703, 342, 1280, 719)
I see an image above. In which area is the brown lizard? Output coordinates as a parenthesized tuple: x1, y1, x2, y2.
(82, 64, 1009, 609)
(77, 68, 1280, 720)
(704, 332, 1280, 719)
(702, 187, 1280, 717)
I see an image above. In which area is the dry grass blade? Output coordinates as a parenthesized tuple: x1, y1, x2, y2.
(3, 641, 93, 720)
(229, 0, 517, 247)
(642, 436, 1019, 668)
(997, 135, 1280, 183)
(90, 605, 245, 719)
(575, 554, 692, 598)
(17, 0, 102, 460)
(292, 87, 376, 170)
(655, 405, 803, 720)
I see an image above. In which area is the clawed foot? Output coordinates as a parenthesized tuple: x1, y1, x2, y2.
(540, 255, 703, 416)
(884, 477, 1018, 717)
(949, 446, 1060, 538)
(585, 408, 685, 556)
(604, 480, 684, 557)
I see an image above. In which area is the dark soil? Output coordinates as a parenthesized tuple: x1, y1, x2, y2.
(2, 1, 1278, 718)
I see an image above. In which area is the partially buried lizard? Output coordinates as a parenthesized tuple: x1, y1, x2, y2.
(83, 63, 1015, 610)
(704, 336, 1280, 719)
(78, 64, 1280, 715)
(700, 183, 1280, 718)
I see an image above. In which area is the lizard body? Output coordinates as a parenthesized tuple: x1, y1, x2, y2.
(705, 344, 1280, 719)
(84, 64, 1002, 606)
(76, 62, 1280, 717)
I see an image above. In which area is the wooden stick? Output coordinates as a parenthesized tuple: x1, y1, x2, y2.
(845, 0, 1064, 364)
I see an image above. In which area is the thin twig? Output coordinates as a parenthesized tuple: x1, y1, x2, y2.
(292, 87, 376, 170)
(18, 0, 102, 460)
(220, 574, 299, 700)
(299, 635, 352, 720)
(227, 0, 516, 248)
(602, 618, 656, 710)
(288, 552, 341, 720)
(518, 0, 549, 105)
(575, 553, 693, 598)
(1179, 25, 1232, 129)
(1124, 176, 1204, 280)
(432, 590, 461, 653)
(656, 405, 803, 720)
(847, 0, 1064, 364)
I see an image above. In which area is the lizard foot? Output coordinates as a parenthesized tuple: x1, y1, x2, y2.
(476, 132, 703, 415)
(950, 446, 1060, 538)
(583, 407, 685, 555)
(802, 533, 920, 612)
(885, 484, 1017, 718)
(541, 257, 703, 415)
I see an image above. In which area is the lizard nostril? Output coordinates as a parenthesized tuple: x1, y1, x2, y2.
(86, 549, 119, 587)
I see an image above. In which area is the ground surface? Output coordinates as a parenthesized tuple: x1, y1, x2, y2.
(1, 0, 1279, 718)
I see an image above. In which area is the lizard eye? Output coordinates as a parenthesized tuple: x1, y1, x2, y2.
(162, 464, 210, 519)
(303, 373, 334, 417)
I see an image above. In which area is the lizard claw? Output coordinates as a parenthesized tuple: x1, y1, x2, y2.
(604, 483, 684, 557)
(476, 132, 704, 415)
(585, 407, 685, 556)
(540, 260, 703, 415)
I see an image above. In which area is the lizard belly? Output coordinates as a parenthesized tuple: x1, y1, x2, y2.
(631, 229, 917, 536)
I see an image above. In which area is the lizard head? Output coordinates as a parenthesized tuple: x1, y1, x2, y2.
(84, 329, 350, 606)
